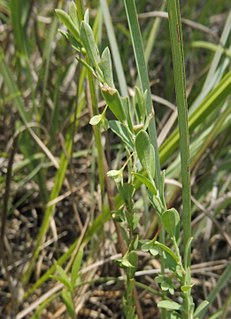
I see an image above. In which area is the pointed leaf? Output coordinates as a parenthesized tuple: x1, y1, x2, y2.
(71, 247, 83, 286)
(101, 85, 126, 122)
(133, 172, 157, 195)
(55, 9, 80, 42)
(55, 265, 72, 292)
(162, 208, 180, 238)
(80, 21, 100, 69)
(118, 183, 135, 208)
(69, 1, 79, 30)
(158, 300, 181, 310)
(135, 130, 155, 178)
(99, 47, 115, 88)
(62, 290, 75, 319)
(109, 120, 134, 150)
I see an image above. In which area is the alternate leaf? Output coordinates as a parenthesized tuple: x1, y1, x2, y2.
(55, 265, 72, 292)
(101, 85, 126, 122)
(135, 130, 155, 178)
(132, 172, 157, 195)
(80, 21, 100, 69)
(62, 290, 75, 319)
(55, 9, 80, 42)
(71, 247, 83, 287)
(69, 1, 79, 31)
(109, 120, 134, 150)
(162, 208, 180, 239)
(99, 47, 115, 88)
(158, 300, 181, 310)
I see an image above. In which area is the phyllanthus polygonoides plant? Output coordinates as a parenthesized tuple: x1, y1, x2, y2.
(55, 3, 201, 318)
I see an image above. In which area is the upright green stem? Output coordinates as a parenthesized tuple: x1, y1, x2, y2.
(166, 0, 191, 264)
(87, 72, 105, 202)
(167, 1, 192, 317)
(123, 2, 166, 318)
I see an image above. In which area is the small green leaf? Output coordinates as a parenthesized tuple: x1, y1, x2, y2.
(154, 241, 179, 264)
(89, 114, 102, 126)
(135, 130, 155, 178)
(71, 247, 83, 287)
(109, 120, 134, 150)
(99, 47, 115, 88)
(69, 1, 79, 31)
(181, 284, 193, 292)
(158, 300, 181, 310)
(62, 290, 75, 319)
(148, 192, 164, 215)
(55, 265, 72, 292)
(155, 275, 175, 295)
(80, 21, 100, 69)
(55, 9, 80, 42)
(101, 86, 126, 122)
(162, 208, 180, 238)
(142, 240, 159, 256)
(133, 172, 157, 195)
(117, 257, 133, 269)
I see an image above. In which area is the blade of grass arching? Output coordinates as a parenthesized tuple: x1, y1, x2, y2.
(167, 0, 191, 269)
(100, 0, 128, 96)
(197, 263, 231, 319)
(144, 0, 166, 63)
(22, 111, 76, 284)
(191, 41, 231, 58)
(160, 70, 231, 164)
(123, 0, 161, 189)
(190, 10, 231, 113)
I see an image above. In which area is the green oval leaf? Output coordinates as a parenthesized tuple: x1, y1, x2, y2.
(162, 208, 180, 238)
(55, 9, 80, 42)
(135, 130, 155, 178)
(158, 300, 181, 310)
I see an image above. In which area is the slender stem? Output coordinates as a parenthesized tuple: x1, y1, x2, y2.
(166, 0, 191, 265)
(123, 0, 161, 189)
(167, 1, 192, 317)
(123, 2, 166, 318)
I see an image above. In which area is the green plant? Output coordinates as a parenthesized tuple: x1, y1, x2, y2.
(1, 1, 230, 318)
(54, 1, 195, 318)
